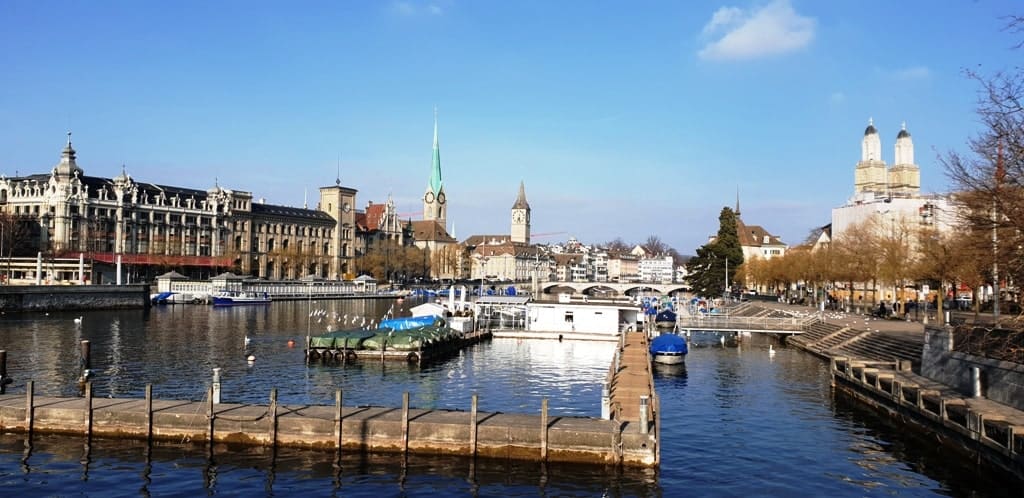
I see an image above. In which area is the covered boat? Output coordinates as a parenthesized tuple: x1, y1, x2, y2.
(650, 334, 688, 364)
(654, 308, 677, 329)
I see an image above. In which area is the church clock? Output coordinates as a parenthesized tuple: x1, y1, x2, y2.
(437, 192, 446, 204)
(424, 191, 435, 203)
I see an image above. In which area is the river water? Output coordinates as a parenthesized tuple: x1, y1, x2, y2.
(0, 298, 1016, 496)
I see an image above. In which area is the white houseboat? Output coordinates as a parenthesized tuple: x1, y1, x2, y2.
(475, 294, 642, 341)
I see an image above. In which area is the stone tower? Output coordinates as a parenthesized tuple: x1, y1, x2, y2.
(511, 181, 531, 245)
(854, 118, 888, 196)
(888, 122, 920, 198)
(422, 110, 447, 228)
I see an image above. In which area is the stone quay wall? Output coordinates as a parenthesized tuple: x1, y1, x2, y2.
(0, 285, 150, 312)
(922, 325, 1024, 411)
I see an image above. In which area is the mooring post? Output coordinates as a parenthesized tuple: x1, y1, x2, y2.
(25, 380, 33, 434)
(79, 340, 92, 383)
(269, 388, 278, 448)
(601, 383, 610, 420)
(639, 395, 649, 434)
(342, 338, 349, 366)
(0, 350, 8, 394)
(145, 384, 153, 443)
(971, 367, 982, 398)
(470, 393, 479, 458)
(335, 389, 343, 453)
(85, 381, 93, 438)
(206, 386, 214, 444)
(401, 391, 410, 455)
(211, 368, 221, 404)
(540, 398, 549, 461)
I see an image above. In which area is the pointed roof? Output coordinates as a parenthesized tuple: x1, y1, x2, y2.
(512, 181, 530, 210)
(429, 109, 443, 195)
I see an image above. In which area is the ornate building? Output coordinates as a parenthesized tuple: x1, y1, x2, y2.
(0, 134, 359, 281)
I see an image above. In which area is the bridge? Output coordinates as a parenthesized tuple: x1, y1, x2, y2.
(674, 314, 814, 335)
(538, 281, 690, 296)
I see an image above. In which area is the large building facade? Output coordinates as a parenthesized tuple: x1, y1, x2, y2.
(834, 120, 955, 240)
(0, 134, 359, 280)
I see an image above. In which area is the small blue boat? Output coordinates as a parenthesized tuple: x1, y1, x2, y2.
(650, 334, 688, 364)
(654, 309, 677, 329)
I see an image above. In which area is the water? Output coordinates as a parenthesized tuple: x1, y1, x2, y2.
(0, 300, 1017, 496)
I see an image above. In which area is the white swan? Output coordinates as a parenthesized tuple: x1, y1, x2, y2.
(73, 316, 83, 324)
(768, 344, 776, 356)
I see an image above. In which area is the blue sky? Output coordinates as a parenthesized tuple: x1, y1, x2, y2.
(0, 0, 1019, 254)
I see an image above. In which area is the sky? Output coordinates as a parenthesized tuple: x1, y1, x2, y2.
(0, 0, 1020, 254)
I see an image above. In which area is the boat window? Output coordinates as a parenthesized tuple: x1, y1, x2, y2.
(564, 311, 573, 323)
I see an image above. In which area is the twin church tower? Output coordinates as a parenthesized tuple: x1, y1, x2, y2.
(420, 112, 531, 245)
(853, 118, 920, 199)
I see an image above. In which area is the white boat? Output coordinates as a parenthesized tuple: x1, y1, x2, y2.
(650, 334, 688, 364)
(212, 291, 271, 306)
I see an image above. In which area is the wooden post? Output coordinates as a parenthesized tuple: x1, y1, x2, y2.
(402, 391, 410, 455)
(540, 398, 548, 461)
(0, 350, 7, 394)
(79, 340, 91, 383)
(145, 384, 153, 443)
(85, 381, 93, 438)
(470, 393, 478, 457)
(25, 380, 33, 434)
(207, 386, 214, 445)
(335, 389, 343, 453)
(269, 388, 278, 448)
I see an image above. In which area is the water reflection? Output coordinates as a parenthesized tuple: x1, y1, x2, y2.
(0, 434, 659, 497)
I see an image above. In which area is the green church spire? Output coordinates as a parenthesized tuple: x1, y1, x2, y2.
(429, 107, 443, 195)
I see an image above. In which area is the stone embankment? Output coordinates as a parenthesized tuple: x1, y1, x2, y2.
(750, 302, 1023, 479)
(0, 285, 150, 311)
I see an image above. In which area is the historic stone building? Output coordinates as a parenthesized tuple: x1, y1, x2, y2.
(0, 134, 359, 281)
(834, 119, 954, 240)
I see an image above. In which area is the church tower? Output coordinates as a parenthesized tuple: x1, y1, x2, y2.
(888, 122, 920, 198)
(511, 181, 531, 245)
(854, 118, 888, 197)
(422, 110, 447, 228)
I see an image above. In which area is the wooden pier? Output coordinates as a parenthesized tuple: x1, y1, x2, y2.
(604, 331, 660, 465)
(0, 379, 659, 467)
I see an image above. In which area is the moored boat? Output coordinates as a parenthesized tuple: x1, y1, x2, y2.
(654, 308, 677, 329)
(212, 291, 271, 306)
(650, 334, 687, 364)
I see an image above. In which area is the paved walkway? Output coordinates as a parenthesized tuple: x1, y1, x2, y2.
(748, 300, 926, 342)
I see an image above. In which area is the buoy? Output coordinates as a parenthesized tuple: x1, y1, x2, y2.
(287, 339, 295, 348)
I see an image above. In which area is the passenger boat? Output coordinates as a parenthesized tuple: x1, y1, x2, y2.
(212, 291, 271, 306)
(649, 334, 688, 364)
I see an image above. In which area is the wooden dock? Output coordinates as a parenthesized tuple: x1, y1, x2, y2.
(604, 331, 659, 465)
(0, 381, 659, 467)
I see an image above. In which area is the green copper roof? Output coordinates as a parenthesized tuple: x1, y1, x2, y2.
(429, 116, 443, 195)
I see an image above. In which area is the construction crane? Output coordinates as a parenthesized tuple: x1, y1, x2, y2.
(532, 231, 568, 239)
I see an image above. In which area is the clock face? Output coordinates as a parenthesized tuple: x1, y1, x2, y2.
(424, 191, 435, 203)
(513, 211, 523, 223)
(437, 192, 446, 204)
